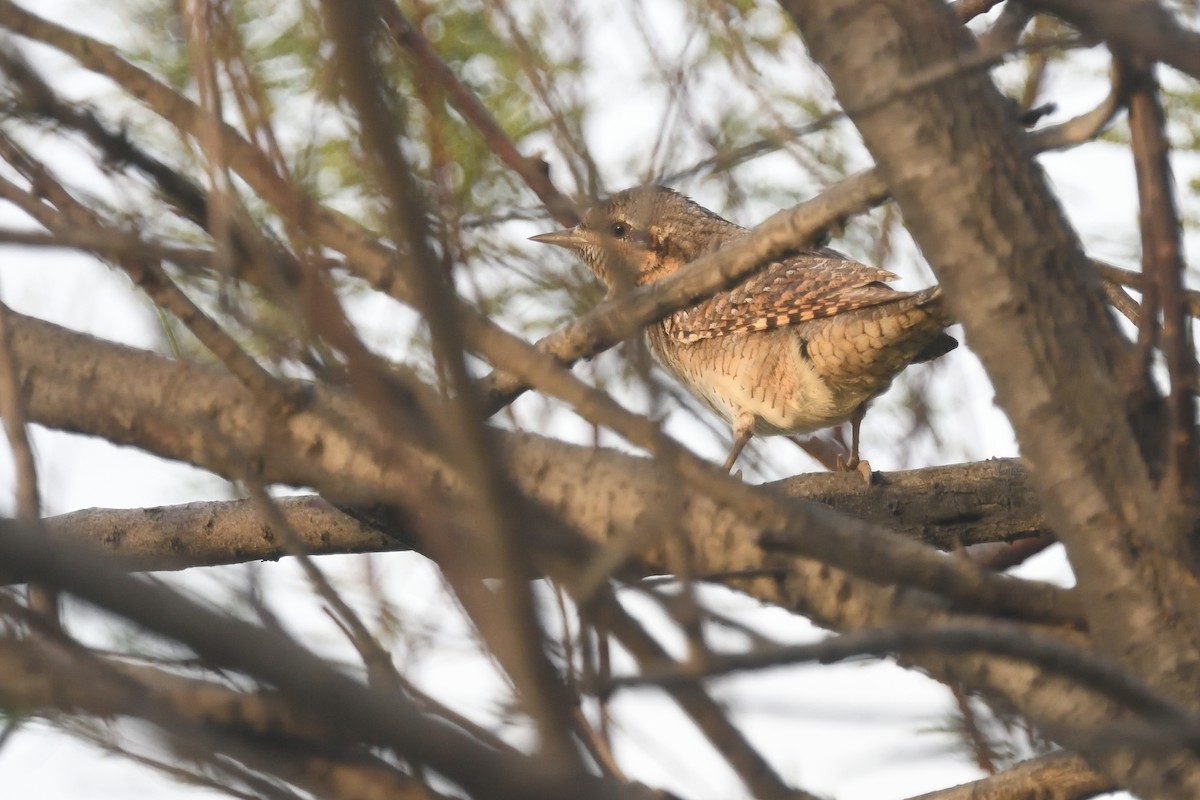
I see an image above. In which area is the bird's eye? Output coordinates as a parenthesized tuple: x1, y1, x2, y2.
(610, 222, 628, 238)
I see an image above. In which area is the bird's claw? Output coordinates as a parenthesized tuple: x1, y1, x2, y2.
(836, 455, 874, 487)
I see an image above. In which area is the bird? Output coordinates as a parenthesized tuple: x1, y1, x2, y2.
(530, 185, 957, 476)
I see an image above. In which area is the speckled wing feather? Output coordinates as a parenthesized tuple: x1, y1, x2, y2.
(663, 248, 915, 344)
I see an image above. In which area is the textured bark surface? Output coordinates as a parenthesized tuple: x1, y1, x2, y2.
(28, 459, 1046, 572)
(908, 752, 1111, 800)
(781, 1, 1200, 796)
(10, 309, 1072, 609)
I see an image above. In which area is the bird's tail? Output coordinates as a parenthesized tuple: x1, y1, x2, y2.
(907, 287, 957, 363)
(809, 285, 958, 396)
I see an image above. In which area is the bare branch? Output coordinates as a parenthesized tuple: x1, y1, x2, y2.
(781, 0, 1200, 793)
(3, 307, 1078, 627)
(0, 523, 646, 800)
(1126, 60, 1196, 498)
(321, 0, 583, 768)
(480, 76, 1129, 415)
(30, 456, 1046, 575)
(373, 0, 579, 227)
(907, 753, 1112, 800)
(1027, 0, 1200, 80)
(615, 623, 1200, 743)
(42, 498, 395, 572)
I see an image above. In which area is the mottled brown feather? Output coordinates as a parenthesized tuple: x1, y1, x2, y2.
(663, 247, 920, 343)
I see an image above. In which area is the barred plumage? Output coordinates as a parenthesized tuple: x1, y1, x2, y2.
(532, 185, 956, 474)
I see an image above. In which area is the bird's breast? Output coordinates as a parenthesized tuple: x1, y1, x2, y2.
(645, 325, 863, 435)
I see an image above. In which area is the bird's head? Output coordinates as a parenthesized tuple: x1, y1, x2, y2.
(530, 185, 738, 290)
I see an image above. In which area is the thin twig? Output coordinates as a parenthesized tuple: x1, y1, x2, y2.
(0, 299, 53, 625)
(322, 0, 584, 771)
(0, 544, 622, 800)
(479, 61, 1130, 414)
(1126, 59, 1196, 496)
(585, 585, 817, 800)
(609, 622, 1200, 750)
(949, 684, 998, 774)
(374, 0, 579, 227)
(0, 227, 214, 267)
(183, 0, 236, 280)
(905, 752, 1111, 800)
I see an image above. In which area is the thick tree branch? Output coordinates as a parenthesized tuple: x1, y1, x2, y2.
(3, 308, 1076, 624)
(781, 0, 1200, 794)
(771, 459, 1047, 548)
(1027, 0, 1200, 81)
(41, 498, 395, 571)
(32, 459, 1048, 573)
(907, 752, 1111, 800)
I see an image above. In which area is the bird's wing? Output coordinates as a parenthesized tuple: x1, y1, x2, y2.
(663, 249, 913, 343)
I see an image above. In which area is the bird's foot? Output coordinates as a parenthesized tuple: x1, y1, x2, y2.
(836, 454, 874, 487)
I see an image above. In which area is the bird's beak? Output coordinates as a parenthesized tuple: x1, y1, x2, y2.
(529, 227, 589, 252)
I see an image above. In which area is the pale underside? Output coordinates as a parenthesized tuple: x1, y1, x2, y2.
(647, 285, 952, 439)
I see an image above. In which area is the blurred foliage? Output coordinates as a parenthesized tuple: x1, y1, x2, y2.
(98, 0, 870, 339)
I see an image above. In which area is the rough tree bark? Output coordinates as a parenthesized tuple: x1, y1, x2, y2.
(782, 1, 1200, 796)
